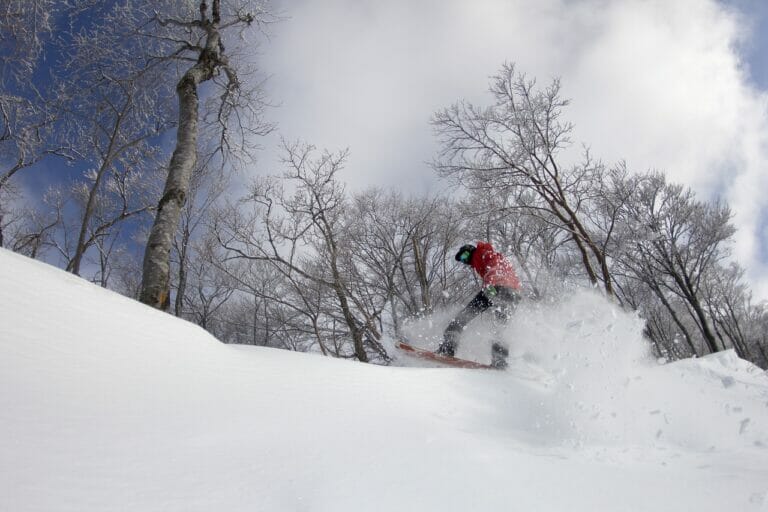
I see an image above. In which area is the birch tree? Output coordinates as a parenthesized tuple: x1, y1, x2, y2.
(139, 0, 274, 310)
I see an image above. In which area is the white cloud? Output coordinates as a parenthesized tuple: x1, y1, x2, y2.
(259, 0, 768, 298)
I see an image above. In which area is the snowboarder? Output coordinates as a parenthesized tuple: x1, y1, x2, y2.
(436, 242, 521, 369)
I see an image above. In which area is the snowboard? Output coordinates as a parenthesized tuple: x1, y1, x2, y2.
(395, 340, 495, 369)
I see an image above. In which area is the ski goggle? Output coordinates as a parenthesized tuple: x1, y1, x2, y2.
(458, 250, 472, 263)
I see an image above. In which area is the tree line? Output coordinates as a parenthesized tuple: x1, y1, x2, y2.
(2, 1, 766, 368)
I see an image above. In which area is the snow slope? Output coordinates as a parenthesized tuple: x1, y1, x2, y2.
(1, 248, 767, 511)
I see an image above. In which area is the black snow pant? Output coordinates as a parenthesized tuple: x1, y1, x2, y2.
(438, 286, 520, 361)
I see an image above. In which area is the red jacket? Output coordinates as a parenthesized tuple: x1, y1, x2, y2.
(469, 242, 521, 290)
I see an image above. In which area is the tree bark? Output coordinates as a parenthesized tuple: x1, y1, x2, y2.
(139, 2, 223, 309)
(140, 76, 200, 309)
(174, 226, 190, 316)
(70, 161, 110, 275)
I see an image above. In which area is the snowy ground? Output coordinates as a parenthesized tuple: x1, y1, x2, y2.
(1, 248, 767, 511)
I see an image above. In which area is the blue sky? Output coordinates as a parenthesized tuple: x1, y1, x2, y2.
(726, 0, 768, 87)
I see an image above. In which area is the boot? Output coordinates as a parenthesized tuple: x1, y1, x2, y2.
(435, 340, 456, 357)
(491, 342, 509, 370)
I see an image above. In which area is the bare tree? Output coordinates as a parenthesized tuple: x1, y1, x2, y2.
(617, 172, 735, 355)
(5, 188, 63, 259)
(171, 146, 231, 317)
(140, 0, 274, 309)
(433, 63, 615, 296)
(0, 87, 67, 250)
(56, 27, 173, 275)
(67, 160, 158, 283)
(216, 141, 392, 362)
(0, 1, 77, 248)
(702, 263, 755, 360)
(208, 255, 297, 347)
(744, 302, 768, 368)
(0, 0, 55, 85)
(179, 233, 235, 331)
(360, 192, 469, 328)
(0, 95, 62, 245)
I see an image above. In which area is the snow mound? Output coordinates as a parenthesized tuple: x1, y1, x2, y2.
(2, 248, 768, 512)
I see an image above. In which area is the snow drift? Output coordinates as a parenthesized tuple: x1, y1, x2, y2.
(1, 248, 767, 511)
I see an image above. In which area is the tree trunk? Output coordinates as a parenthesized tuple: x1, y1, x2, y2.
(412, 235, 431, 312)
(668, 266, 720, 354)
(70, 163, 108, 275)
(174, 226, 190, 316)
(757, 342, 768, 368)
(687, 291, 720, 354)
(649, 280, 697, 357)
(139, 77, 199, 309)
(546, 198, 602, 291)
(390, 293, 401, 339)
(70, 101, 128, 276)
(567, 207, 614, 296)
(331, 268, 367, 362)
(139, 0, 224, 310)
(252, 294, 259, 346)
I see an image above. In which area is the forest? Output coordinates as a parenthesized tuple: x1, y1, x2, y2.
(2, 0, 766, 368)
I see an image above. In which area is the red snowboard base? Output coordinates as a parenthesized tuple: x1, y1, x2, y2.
(395, 340, 494, 370)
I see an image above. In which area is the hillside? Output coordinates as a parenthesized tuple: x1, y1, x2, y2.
(1, 248, 767, 511)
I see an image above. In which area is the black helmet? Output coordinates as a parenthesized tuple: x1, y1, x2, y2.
(454, 244, 476, 264)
